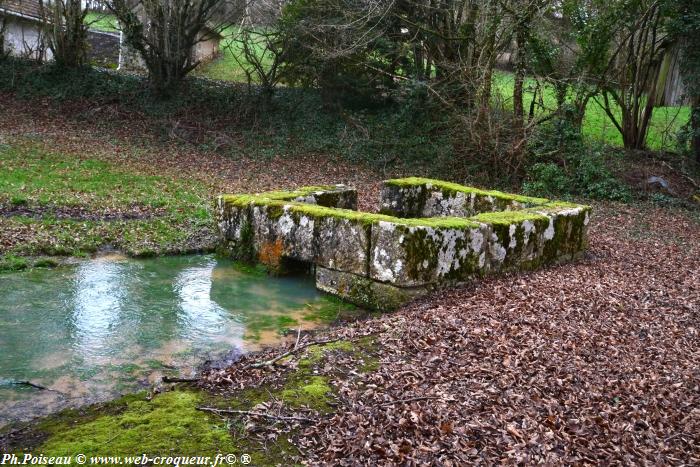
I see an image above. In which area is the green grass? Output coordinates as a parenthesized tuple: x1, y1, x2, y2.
(195, 27, 275, 83)
(0, 140, 213, 258)
(196, 41, 689, 150)
(38, 391, 238, 457)
(492, 72, 690, 151)
(84, 12, 119, 33)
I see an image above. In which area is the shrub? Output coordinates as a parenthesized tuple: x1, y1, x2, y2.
(524, 115, 631, 200)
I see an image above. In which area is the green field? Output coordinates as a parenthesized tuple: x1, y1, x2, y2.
(79, 14, 689, 151)
(197, 39, 689, 150)
(85, 12, 120, 33)
(492, 73, 689, 150)
(195, 28, 274, 83)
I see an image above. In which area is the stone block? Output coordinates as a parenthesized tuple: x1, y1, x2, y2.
(369, 218, 489, 287)
(217, 180, 591, 311)
(316, 267, 427, 312)
(380, 177, 548, 218)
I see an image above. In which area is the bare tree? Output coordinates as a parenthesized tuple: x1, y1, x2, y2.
(0, 7, 7, 59)
(108, 0, 233, 96)
(40, 0, 90, 68)
(225, 0, 288, 94)
(598, 0, 669, 150)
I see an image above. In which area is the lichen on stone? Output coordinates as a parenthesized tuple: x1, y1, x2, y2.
(216, 180, 590, 311)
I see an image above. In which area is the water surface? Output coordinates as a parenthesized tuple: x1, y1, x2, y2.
(0, 254, 328, 425)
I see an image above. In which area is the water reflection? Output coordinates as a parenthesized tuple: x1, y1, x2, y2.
(71, 258, 127, 359)
(0, 254, 324, 425)
(174, 258, 245, 344)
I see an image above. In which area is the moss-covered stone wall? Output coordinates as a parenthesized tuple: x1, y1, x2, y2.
(379, 177, 549, 218)
(216, 180, 591, 310)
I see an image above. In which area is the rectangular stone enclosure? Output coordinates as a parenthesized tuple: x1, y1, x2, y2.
(216, 178, 591, 311)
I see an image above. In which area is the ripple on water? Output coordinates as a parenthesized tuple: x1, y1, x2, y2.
(0, 254, 328, 425)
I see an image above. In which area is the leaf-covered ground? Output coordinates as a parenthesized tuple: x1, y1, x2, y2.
(1, 95, 699, 464)
(203, 203, 700, 465)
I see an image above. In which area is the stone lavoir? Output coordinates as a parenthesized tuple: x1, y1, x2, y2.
(216, 178, 591, 310)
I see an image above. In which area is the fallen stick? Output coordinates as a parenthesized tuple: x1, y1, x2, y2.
(11, 380, 50, 391)
(162, 376, 200, 384)
(246, 338, 343, 369)
(374, 396, 442, 407)
(294, 327, 302, 350)
(195, 406, 314, 423)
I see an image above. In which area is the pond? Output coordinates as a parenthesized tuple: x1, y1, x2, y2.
(0, 254, 339, 426)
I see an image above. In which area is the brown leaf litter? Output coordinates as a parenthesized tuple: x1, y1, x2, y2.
(203, 203, 700, 465)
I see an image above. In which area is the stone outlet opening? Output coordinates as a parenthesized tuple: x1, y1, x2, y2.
(216, 178, 591, 311)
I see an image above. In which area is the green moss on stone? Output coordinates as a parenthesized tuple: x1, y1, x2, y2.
(257, 186, 342, 200)
(237, 218, 256, 262)
(469, 211, 548, 226)
(384, 177, 549, 205)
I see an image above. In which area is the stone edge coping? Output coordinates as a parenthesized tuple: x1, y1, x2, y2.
(383, 177, 551, 206)
(218, 181, 591, 231)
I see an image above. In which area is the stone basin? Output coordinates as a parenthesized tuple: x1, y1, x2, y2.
(216, 178, 591, 310)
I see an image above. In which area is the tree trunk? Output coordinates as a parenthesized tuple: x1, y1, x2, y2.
(693, 100, 700, 165)
(513, 27, 526, 129)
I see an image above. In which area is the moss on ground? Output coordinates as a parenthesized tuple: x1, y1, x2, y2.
(0, 255, 29, 272)
(298, 340, 355, 368)
(280, 375, 333, 411)
(0, 255, 61, 273)
(2, 337, 380, 462)
(37, 391, 236, 457)
(0, 140, 215, 261)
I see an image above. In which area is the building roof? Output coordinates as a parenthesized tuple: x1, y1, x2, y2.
(0, 0, 44, 21)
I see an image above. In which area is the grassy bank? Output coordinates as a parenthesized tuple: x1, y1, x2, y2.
(193, 33, 690, 152)
(492, 72, 690, 151)
(85, 12, 120, 33)
(0, 138, 214, 267)
(3, 58, 697, 195)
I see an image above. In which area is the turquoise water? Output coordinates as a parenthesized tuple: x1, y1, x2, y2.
(0, 254, 326, 425)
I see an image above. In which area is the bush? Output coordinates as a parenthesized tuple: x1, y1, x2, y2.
(524, 115, 632, 201)
(523, 162, 572, 195)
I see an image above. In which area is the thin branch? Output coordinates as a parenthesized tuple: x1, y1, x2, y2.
(373, 396, 444, 407)
(196, 407, 315, 423)
(11, 380, 51, 391)
(162, 376, 201, 383)
(246, 338, 343, 369)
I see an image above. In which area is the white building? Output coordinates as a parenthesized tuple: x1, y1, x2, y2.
(0, 0, 53, 60)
